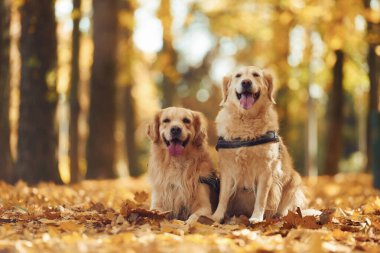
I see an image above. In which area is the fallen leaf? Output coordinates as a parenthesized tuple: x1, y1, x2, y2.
(283, 211, 321, 229)
(319, 208, 336, 225)
(58, 220, 82, 232)
(197, 215, 215, 225)
(134, 191, 149, 203)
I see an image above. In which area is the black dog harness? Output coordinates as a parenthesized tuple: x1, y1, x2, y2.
(215, 131, 279, 151)
(199, 173, 220, 195)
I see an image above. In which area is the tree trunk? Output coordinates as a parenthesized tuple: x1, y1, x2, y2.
(16, 0, 61, 184)
(86, 0, 118, 179)
(270, 7, 293, 167)
(0, 0, 13, 182)
(276, 86, 290, 140)
(118, 0, 141, 177)
(365, 0, 380, 172)
(158, 0, 178, 108)
(124, 85, 140, 176)
(69, 0, 81, 183)
(324, 50, 344, 175)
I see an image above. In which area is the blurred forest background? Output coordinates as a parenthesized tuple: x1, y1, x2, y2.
(0, 0, 379, 185)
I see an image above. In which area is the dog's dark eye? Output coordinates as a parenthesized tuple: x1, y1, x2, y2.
(163, 118, 170, 123)
(183, 118, 191, 124)
(252, 72, 260, 77)
(235, 73, 241, 78)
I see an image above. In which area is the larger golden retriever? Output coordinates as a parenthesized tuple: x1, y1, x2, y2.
(147, 107, 217, 223)
(211, 66, 307, 223)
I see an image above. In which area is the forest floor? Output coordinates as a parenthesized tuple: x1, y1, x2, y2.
(0, 174, 379, 253)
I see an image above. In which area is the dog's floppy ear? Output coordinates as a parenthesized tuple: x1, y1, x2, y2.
(147, 110, 162, 143)
(220, 75, 232, 106)
(263, 71, 276, 104)
(192, 111, 208, 147)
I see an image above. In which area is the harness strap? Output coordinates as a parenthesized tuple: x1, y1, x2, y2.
(216, 131, 279, 151)
(199, 174, 220, 194)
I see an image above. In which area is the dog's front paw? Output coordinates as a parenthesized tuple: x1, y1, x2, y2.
(211, 212, 224, 223)
(185, 214, 199, 226)
(249, 216, 263, 224)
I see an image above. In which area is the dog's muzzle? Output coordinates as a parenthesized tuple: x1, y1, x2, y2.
(236, 87, 260, 110)
(163, 134, 190, 157)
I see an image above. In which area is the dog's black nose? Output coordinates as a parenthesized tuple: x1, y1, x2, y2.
(241, 79, 252, 90)
(170, 126, 182, 137)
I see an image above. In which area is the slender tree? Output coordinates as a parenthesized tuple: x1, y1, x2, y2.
(0, 0, 13, 182)
(17, 0, 61, 184)
(69, 0, 81, 183)
(118, 0, 141, 177)
(270, 5, 294, 159)
(86, 0, 118, 179)
(157, 0, 179, 107)
(124, 85, 140, 176)
(324, 50, 345, 175)
(364, 0, 380, 172)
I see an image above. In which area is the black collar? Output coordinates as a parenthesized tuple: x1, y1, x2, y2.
(216, 131, 279, 151)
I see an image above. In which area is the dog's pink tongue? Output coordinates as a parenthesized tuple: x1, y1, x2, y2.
(168, 143, 184, 156)
(240, 94, 255, 109)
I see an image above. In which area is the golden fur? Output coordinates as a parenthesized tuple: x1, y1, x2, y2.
(211, 66, 307, 223)
(147, 107, 215, 223)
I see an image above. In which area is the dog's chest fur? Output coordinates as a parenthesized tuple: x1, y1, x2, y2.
(149, 156, 200, 219)
(216, 106, 281, 189)
(219, 143, 281, 189)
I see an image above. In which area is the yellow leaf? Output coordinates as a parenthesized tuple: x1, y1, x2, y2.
(58, 220, 82, 232)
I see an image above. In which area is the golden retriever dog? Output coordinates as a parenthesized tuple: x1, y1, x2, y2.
(211, 66, 307, 224)
(147, 107, 217, 223)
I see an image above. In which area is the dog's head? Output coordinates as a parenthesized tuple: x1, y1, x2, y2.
(147, 107, 207, 156)
(220, 66, 275, 110)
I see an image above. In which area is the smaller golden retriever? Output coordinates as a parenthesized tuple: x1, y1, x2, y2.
(147, 107, 217, 223)
(211, 66, 307, 224)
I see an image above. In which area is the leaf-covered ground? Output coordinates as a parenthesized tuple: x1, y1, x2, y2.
(0, 174, 380, 253)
